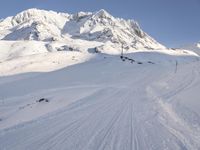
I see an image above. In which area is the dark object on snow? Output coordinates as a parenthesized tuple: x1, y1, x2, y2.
(88, 47, 101, 54)
(37, 98, 49, 103)
(137, 62, 143, 64)
(120, 56, 125, 61)
(147, 61, 155, 64)
(94, 47, 100, 53)
(120, 55, 136, 63)
(131, 60, 135, 63)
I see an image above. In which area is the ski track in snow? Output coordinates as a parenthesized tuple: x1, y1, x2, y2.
(0, 56, 200, 150)
(0, 8, 199, 150)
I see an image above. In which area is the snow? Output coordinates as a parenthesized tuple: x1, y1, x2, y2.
(0, 8, 200, 150)
(0, 39, 103, 76)
(0, 8, 169, 74)
(0, 51, 200, 149)
(0, 39, 195, 76)
(181, 42, 200, 55)
(0, 8, 165, 49)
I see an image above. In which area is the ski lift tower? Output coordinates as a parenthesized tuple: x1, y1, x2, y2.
(121, 43, 124, 57)
(120, 43, 124, 60)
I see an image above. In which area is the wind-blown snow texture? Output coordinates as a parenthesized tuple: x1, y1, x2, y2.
(0, 9, 200, 150)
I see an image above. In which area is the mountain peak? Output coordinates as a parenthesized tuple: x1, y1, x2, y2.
(11, 8, 69, 26)
(0, 8, 165, 50)
(96, 9, 110, 16)
(93, 9, 113, 19)
(13, 8, 52, 22)
(196, 42, 200, 48)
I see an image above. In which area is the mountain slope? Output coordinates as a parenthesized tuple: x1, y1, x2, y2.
(1, 8, 194, 76)
(0, 8, 165, 50)
(181, 42, 200, 55)
(0, 9, 68, 41)
(0, 8, 169, 76)
(0, 52, 200, 150)
(0, 8, 200, 150)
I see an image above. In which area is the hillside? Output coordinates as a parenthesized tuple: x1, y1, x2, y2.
(181, 42, 200, 55)
(0, 9, 200, 150)
(0, 52, 200, 149)
(0, 8, 165, 50)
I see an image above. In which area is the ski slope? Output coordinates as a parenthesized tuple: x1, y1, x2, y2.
(0, 51, 200, 150)
(0, 8, 200, 150)
(0, 8, 166, 76)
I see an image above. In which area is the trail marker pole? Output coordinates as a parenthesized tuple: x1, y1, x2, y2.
(175, 60, 178, 73)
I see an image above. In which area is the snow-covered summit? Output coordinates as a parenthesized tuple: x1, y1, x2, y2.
(0, 8, 165, 50)
(195, 42, 200, 49)
(0, 8, 69, 41)
(1, 8, 198, 75)
(12, 8, 69, 25)
(181, 41, 200, 55)
(92, 9, 114, 20)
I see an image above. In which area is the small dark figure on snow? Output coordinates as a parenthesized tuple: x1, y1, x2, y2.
(37, 98, 49, 103)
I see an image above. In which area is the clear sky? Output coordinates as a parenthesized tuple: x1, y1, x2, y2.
(0, 0, 199, 47)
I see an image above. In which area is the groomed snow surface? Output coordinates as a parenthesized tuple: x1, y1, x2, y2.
(0, 50, 200, 150)
(0, 8, 200, 150)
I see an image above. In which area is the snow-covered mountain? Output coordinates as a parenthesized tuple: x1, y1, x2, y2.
(1, 8, 200, 150)
(0, 8, 165, 50)
(181, 42, 200, 55)
(0, 8, 198, 76)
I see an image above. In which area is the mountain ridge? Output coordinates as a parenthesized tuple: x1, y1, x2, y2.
(0, 8, 165, 51)
(181, 41, 200, 55)
(1, 8, 197, 76)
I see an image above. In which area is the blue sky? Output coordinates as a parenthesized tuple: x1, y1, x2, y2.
(0, 0, 199, 47)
